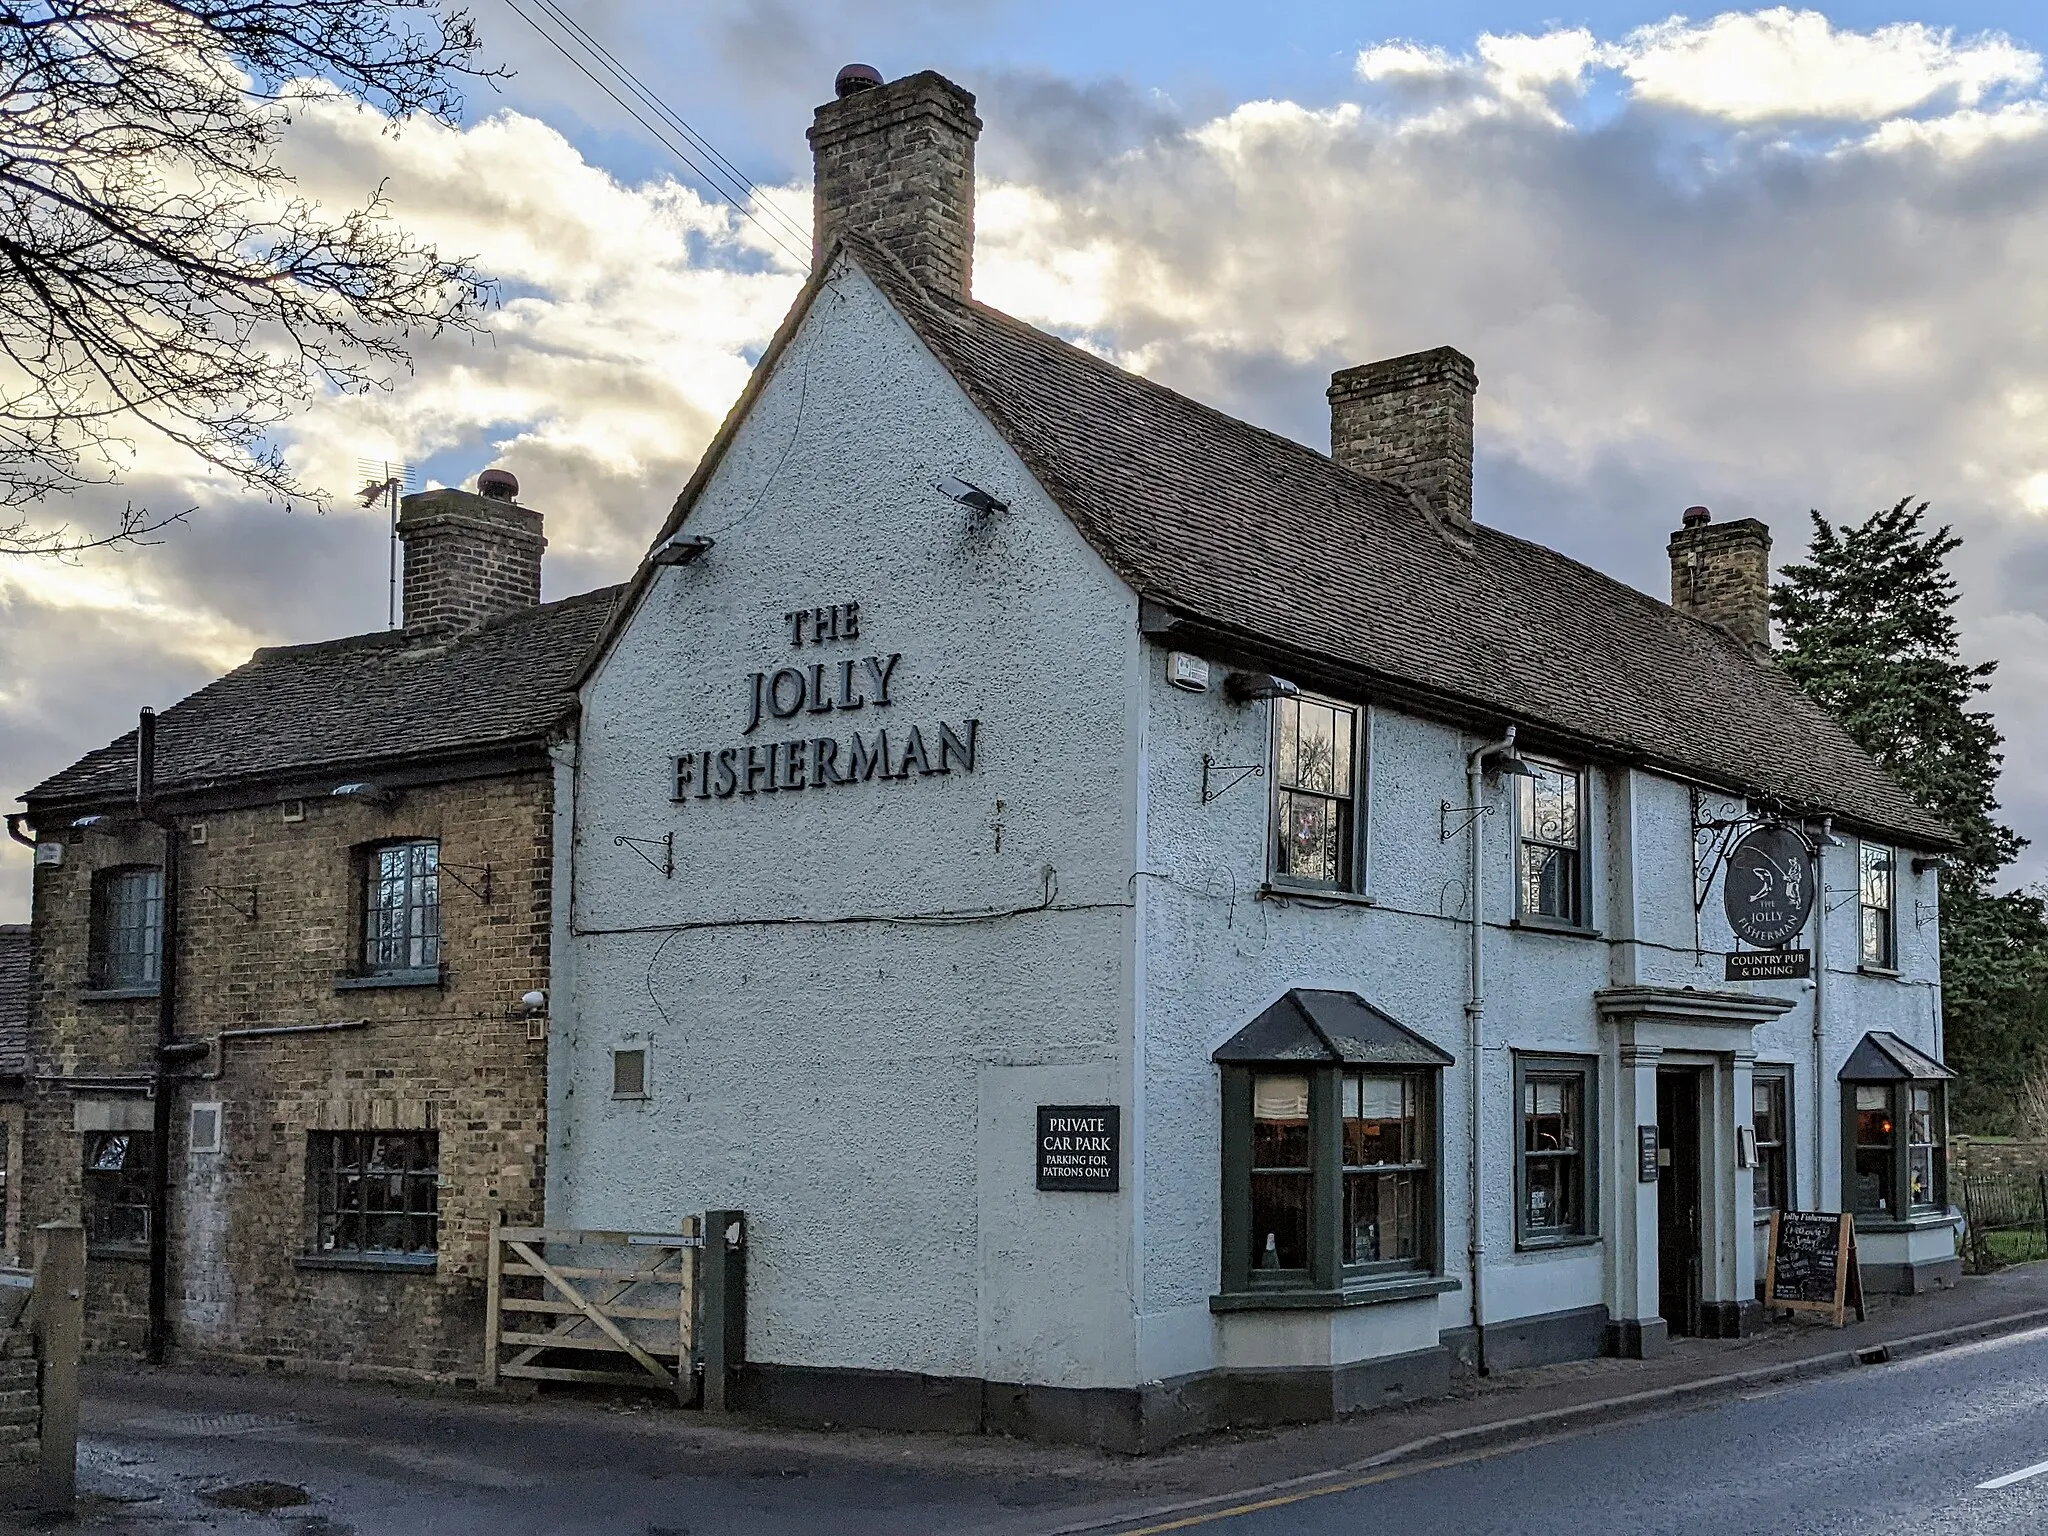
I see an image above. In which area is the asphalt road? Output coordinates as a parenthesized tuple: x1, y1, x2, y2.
(1106, 1326, 2048, 1536)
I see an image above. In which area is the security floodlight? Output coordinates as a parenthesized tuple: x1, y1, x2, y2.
(1485, 750, 1538, 779)
(331, 782, 393, 806)
(936, 476, 1008, 515)
(70, 814, 115, 830)
(650, 531, 714, 567)
(521, 989, 548, 1012)
(1224, 672, 1300, 705)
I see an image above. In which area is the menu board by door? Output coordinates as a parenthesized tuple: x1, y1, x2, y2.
(1764, 1210, 1866, 1326)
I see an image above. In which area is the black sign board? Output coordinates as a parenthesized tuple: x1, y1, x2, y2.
(1637, 1125, 1661, 1183)
(1036, 1106, 1120, 1192)
(1724, 825, 1816, 948)
(1765, 1211, 1866, 1326)
(1725, 949, 1813, 982)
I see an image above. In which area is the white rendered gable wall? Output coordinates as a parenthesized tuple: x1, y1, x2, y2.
(551, 258, 1147, 1387)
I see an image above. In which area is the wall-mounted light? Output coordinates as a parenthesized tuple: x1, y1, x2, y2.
(331, 782, 394, 806)
(650, 531, 714, 567)
(1482, 748, 1537, 779)
(70, 814, 116, 831)
(1223, 672, 1299, 705)
(1911, 855, 1948, 876)
(936, 475, 1008, 515)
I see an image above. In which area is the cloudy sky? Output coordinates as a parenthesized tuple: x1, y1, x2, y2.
(7, 2, 2048, 920)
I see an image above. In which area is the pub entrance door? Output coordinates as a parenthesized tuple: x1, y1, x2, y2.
(1656, 1067, 1706, 1336)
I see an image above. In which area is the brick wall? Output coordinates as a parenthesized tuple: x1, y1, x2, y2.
(1327, 346, 1478, 528)
(809, 70, 982, 299)
(0, 1326, 37, 1497)
(1667, 513, 1773, 650)
(1951, 1137, 2048, 1180)
(23, 770, 553, 1380)
(396, 488, 546, 638)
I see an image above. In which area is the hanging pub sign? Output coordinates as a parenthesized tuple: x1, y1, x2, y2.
(1722, 823, 1816, 948)
(1036, 1106, 1120, 1192)
(1725, 949, 1813, 982)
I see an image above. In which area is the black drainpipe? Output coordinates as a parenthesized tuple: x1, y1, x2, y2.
(139, 707, 178, 1365)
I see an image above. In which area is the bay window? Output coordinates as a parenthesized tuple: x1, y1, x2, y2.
(1840, 1031, 1953, 1222)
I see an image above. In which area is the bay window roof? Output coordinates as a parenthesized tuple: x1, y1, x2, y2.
(1838, 1030, 1954, 1082)
(1212, 988, 1454, 1068)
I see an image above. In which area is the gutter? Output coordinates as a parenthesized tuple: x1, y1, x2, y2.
(1463, 725, 1520, 1378)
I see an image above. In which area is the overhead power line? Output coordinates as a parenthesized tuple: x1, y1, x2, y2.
(497, 0, 812, 267)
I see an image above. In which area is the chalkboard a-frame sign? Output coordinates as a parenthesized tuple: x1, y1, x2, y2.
(1764, 1211, 1867, 1326)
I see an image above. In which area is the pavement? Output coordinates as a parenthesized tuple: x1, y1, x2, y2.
(40, 1261, 2048, 1535)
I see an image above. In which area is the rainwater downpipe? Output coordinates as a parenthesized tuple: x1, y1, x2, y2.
(140, 706, 180, 1366)
(1811, 820, 1831, 1211)
(1465, 725, 1519, 1378)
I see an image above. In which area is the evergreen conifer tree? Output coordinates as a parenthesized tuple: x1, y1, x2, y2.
(1772, 498, 2048, 1128)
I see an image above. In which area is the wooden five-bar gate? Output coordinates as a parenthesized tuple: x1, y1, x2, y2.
(484, 1218, 702, 1403)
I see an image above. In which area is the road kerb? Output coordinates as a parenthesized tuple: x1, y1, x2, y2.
(1042, 1305, 2048, 1536)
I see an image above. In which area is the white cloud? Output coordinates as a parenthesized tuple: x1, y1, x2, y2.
(1356, 9, 2043, 129)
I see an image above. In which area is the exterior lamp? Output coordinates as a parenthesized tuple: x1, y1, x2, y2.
(650, 532, 714, 567)
(331, 782, 393, 806)
(1483, 749, 1537, 779)
(70, 814, 117, 831)
(1224, 672, 1299, 705)
(936, 476, 1008, 515)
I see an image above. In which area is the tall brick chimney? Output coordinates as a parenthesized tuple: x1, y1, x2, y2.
(808, 66, 982, 299)
(396, 470, 545, 638)
(1668, 505, 1773, 650)
(1328, 346, 1478, 528)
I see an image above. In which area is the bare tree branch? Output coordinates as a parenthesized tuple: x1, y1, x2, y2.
(0, 2, 500, 555)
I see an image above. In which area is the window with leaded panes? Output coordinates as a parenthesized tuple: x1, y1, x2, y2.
(1516, 1056, 1597, 1244)
(1270, 694, 1361, 891)
(361, 840, 440, 975)
(309, 1131, 439, 1258)
(1517, 762, 1584, 925)
(84, 1131, 153, 1253)
(89, 865, 163, 991)
(1859, 842, 1896, 969)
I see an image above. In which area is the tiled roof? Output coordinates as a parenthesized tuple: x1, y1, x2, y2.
(842, 245, 1949, 848)
(0, 925, 26, 1077)
(24, 587, 620, 808)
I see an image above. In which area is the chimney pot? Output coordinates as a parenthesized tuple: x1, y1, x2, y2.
(835, 63, 883, 97)
(1668, 512, 1772, 651)
(809, 69, 982, 299)
(396, 478, 546, 638)
(1327, 346, 1478, 527)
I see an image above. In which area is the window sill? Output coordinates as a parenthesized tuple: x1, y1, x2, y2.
(294, 1252, 438, 1274)
(1257, 882, 1376, 909)
(79, 985, 160, 1002)
(1210, 1274, 1460, 1312)
(1514, 1232, 1602, 1254)
(1858, 965, 1902, 979)
(1509, 917, 1603, 941)
(334, 968, 442, 992)
(1853, 1212, 1956, 1234)
(88, 1245, 150, 1263)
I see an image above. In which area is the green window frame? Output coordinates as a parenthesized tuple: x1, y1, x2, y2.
(1516, 762, 1585, 926)
(1514, 1054, 1599, 1247)
(1751, 1069, 1794, 1216)
(1268, 693, 1365, 892)
(1842, 1080, 1946, 1219)
(1220, 1063, 1443, 1299)
(1859, 842, 1896, 970)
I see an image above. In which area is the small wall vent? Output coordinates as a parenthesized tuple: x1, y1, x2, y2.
(281, 800, 306, 824)
(188, 822, 208, 846)
(189, 1102, 223, 1155)
(611, 1048, 648, 1099)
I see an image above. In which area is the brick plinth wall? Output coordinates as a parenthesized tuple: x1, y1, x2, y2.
(1328, 346, 1478, 527)
(810, 70, 982, 299)
(1668, 514, 1773, 650)
(23, 773, 552, 1380)
(397, 488, 546, 639)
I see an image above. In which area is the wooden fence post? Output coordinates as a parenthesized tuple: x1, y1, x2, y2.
(483, 1211, 503, 1390)
(699, 1211, 745, 1414)
(32, 1221, 83, 1516)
